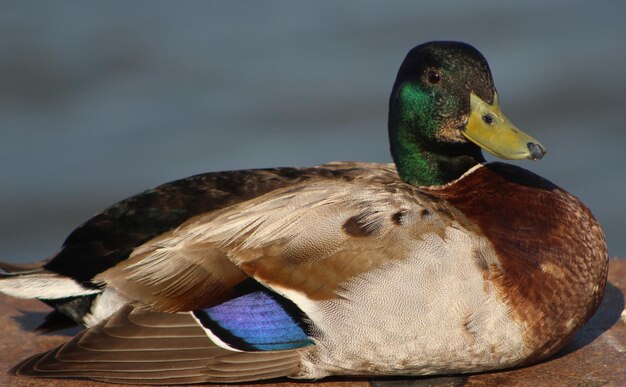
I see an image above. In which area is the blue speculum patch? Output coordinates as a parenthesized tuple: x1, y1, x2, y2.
(194, 289, 314, 351)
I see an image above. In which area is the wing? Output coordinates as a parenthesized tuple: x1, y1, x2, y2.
(96, 166, 463, 312)
(1, 162, 396, 323)
(43, 167, 320, 283)
(13, 304, 304, 384)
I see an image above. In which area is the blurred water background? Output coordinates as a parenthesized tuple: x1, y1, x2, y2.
(1, 1, 624, 262)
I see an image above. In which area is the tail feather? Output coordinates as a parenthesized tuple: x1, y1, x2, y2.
(0, 270, 100, 299)
(0, 259, 103, 329)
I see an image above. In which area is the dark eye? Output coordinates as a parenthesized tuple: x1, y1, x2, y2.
(427, 70, 441, 84)
(482, 114, 494, 124)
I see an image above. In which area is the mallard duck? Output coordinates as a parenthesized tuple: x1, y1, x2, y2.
(0, 41, 607, 384)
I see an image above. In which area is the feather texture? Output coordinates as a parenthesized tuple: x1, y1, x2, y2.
(13, 305, 302, 384)
(0, 271, 99, 299)
(194, 288, 313, 351)
(96, 166, 461, 307)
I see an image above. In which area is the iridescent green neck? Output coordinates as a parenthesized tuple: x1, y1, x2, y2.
(389, 84, 484, 186)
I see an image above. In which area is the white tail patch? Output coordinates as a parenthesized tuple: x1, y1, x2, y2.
(0, 273, 100, 299)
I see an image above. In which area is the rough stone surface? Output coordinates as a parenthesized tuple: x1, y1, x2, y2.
(1, 260, 624, 387)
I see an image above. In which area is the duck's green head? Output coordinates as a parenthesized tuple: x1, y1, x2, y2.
(389, 41, 545, 186)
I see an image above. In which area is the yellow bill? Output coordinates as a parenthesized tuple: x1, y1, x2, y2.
(462, 93, 546, 160)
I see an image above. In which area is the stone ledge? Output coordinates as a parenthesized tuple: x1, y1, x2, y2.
(1, 260, 624, 387)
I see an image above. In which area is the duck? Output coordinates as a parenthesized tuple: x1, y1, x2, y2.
(0, 41, 608, 384)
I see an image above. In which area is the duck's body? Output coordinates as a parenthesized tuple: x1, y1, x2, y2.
(0, 42, 607, 384)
